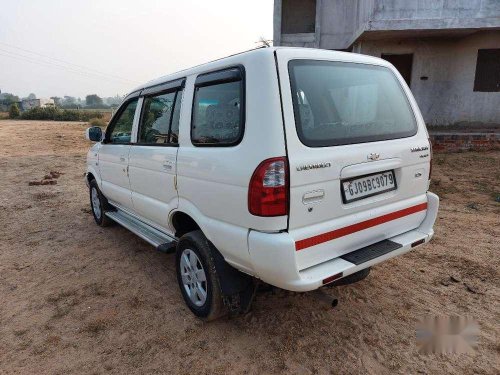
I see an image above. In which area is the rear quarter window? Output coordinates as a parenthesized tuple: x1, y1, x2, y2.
(191, 67, 245, 147)
(288, 60, 418, 147)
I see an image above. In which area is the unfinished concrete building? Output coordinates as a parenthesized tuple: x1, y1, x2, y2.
(274, 0, 500, 127)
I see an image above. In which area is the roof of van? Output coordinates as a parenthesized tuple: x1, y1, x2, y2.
(129, 47, 390, 95)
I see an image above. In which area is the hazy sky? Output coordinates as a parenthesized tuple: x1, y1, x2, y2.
(0, 0, 273, 99)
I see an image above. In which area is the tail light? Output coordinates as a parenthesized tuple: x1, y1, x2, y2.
(248, 157, 288, 216)
(428, 138, 433, 180)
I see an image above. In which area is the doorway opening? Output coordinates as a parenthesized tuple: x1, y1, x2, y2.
(381, 54, 413, 87)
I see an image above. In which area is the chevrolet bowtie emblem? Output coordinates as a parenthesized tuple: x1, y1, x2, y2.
(367, 153, 380, 161)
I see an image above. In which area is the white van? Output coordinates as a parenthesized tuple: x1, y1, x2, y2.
(85, 47, 438, 320)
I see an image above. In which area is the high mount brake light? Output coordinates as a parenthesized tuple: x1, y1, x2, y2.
(248, 157, 288, 217)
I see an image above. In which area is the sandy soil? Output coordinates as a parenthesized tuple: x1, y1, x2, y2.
(0, 120, 499, 374)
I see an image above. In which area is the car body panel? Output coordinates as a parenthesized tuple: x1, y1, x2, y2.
(85, 47, 438, 290)
(274, 48, 431, 270)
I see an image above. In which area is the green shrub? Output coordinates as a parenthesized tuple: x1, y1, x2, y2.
(20, 107, 103, 121)
(88, 117, 107, 127)
(9, 103, 20, 118)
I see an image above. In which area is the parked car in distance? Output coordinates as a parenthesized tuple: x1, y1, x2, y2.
(85, 47, 439, 320)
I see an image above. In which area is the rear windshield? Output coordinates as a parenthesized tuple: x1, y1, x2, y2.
(288, 60, 417, 147)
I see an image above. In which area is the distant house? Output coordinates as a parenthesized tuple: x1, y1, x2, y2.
(274, 0, 500, 127)
(21, 98, 55, 111)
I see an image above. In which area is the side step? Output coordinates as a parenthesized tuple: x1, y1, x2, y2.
(105, 209, 177, 252)
(340, 239, 402, 265)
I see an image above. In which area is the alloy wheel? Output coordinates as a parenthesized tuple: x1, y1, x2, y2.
(180, 249, 208, 306)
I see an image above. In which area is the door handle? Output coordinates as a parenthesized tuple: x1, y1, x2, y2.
(302, 190, 325, 204)
(120, 155, 126, 162)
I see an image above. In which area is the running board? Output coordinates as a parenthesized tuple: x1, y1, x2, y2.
(340, 239, 402, 265)
(105, 209, 177, 251)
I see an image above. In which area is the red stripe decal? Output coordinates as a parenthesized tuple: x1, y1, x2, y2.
(295, 202, 428, 251)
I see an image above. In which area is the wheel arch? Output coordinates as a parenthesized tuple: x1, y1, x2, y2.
(170, 199, 255, 275)
(172, 210, 256, 309)
(86, 171, 96, 184)
(86, 165, 102, 187)
(171, 210, 201, 238)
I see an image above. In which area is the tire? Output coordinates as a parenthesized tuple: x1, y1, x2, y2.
(89, 179, 112, 227)
(175, 230, 226, 321)
(330, 267, 371, 287)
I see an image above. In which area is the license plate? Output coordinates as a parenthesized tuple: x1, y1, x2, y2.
(342, 170, 397, 203)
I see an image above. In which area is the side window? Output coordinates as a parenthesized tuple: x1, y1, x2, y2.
(139, 90, 183, 145)
(191, 80, 243, 146)
(108, 99, 138, 144)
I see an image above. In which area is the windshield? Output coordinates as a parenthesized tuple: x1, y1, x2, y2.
(288, 60, 417, 147)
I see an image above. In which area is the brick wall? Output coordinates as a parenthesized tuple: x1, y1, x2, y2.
(429, 132, 500, 153)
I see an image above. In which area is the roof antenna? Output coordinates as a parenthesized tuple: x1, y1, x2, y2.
(255, 36, 273, 48)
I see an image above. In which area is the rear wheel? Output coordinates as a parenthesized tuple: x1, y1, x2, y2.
(175, 230, 225, 321)
(89, 179, 112, 227)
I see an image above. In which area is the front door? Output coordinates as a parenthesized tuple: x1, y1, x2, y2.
(99, 98, 139, 209)
(128, 88, 183, 231)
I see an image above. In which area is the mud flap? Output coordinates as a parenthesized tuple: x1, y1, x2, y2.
(209, 244, 257, 314)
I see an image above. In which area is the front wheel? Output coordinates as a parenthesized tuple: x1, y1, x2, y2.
(89, 179, 112, 227)
(175, 230, 226, 321)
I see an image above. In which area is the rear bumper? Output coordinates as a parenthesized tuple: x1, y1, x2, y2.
(248, 192, 439, 292)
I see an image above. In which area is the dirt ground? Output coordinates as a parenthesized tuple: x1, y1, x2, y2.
(0, 120, 499, 374)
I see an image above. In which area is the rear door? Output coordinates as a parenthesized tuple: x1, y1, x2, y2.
(128, 80, 184, 231)
(275, 49, 431, 270)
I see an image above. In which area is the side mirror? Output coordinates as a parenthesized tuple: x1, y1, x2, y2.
(85, 126, 103, 142)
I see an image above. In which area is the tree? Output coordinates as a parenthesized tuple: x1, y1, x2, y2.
(63, 96, 76, 104)
(104, 94, 124, 106)
(85, 94, 103, 107)
(60, 96, 77, 108)
(1, 93, 20, 105)
(9, 103, 20, 118)
(27, 93, 36, 100)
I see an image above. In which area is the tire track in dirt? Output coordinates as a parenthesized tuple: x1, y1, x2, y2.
(0, 120, 498, 374)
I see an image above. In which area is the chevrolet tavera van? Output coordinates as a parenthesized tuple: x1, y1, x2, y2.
(85, 47, 439, 320)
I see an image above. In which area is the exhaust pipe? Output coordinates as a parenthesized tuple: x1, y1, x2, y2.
(311, 289, 339, 309)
